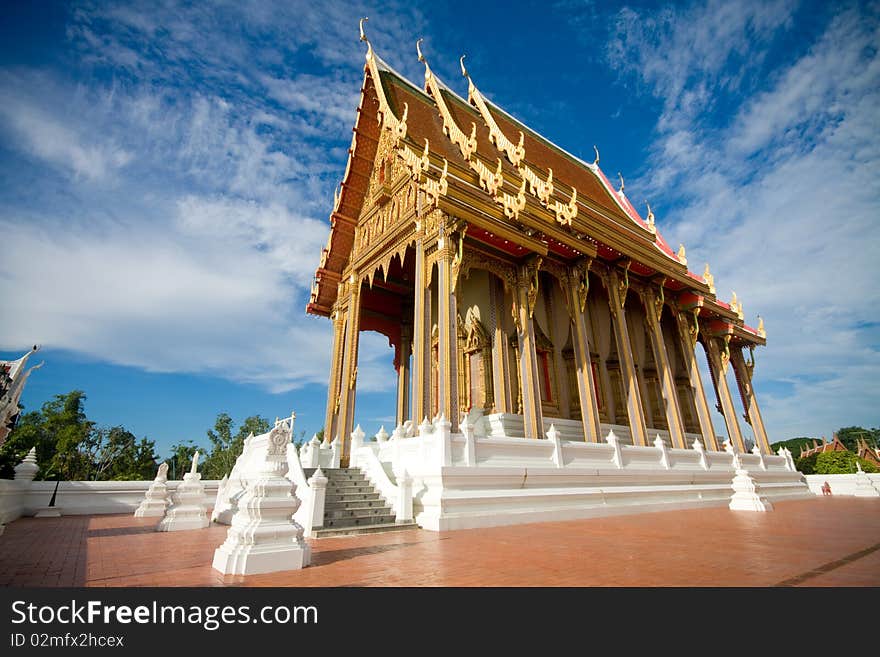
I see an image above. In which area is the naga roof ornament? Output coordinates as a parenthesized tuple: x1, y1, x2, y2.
(677, 243, 687, 266)
(645, 201, 656, 234)
(361, 18, 407, 144)
(419, 39, 477, 160)
(702, 263, 715, 294)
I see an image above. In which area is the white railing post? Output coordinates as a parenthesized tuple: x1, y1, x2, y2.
(396, 469, 413, 522)
(606, 429, 623, 469)
(307, 468, 328, 529)
(349, 425, 365, 469)
(752, 443, 767, 470)
(461, 415, 477, 467)
(418, 417, 432, 467)
(654, 434, 670, 470)
(436, 414, 452, 467)
(376, 426, 389, 443)
(693, 438, 709, 471)
(546, 424, 563, 468)
(329, 436, 341, 469)
(14, 447, 39, 483)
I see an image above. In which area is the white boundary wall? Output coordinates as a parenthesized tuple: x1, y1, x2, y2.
(0, 479, 220, 525)
(804, 473, 880, 496)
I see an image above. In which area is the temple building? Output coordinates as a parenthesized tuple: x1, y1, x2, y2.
(308, 23, 771, 467)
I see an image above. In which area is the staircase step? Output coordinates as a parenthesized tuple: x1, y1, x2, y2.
(325, 498, 387, 510)
(325, 492, 383, 504)
(312, 521, 419, 538)
(322, 513, 396, 528)
(324, 506, 395, 520)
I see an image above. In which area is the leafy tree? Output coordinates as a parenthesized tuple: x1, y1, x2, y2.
(770, 437, 815, 458)
(0, 390, 160, 481)
(795, 452, 818, 475)
(167, 440, 203, 481)
(836, 426, 880, 452)
(200, 413, 271, 479)
(814, 451, 878, 475)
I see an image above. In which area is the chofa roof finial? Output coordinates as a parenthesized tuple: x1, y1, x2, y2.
(416, 37, 425, 63)
(460, 54, 468, 78)
(359, 16, 368, 42)
(645, 201, 655, 232)
(617, 171, 624, 193)
(593, 145, 600, 166)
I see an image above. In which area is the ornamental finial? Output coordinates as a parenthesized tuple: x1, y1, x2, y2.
(460, 54, 468, 78)
(645, 201, 655, 229)
(617, 172, 624, 193)
(593, 145, 600, 166)
(416, 38, 425, 63)
(758, 315, 766, 338)
(677, 243, 687, 265)
(703, 262, 715, 293)
(359, 17, 368, 42)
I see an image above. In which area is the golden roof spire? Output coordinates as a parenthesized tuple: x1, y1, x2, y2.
(677, 244, 687, 265)
(702, 262, 715, 294)
(359, 17, 372, 58)
(757, 315, 766, 338)
(645, 201, 656, 233)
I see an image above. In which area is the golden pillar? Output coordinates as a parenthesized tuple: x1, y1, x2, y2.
(396, 324, 411, 427)
(436, 219, 460, 429)
(730, 346, 771, 454)
(323, 301, 347, 441)
(703, 333, 746, 452)
(674, 310, 718, 450)
(514, 256, 544, 438)
(491, 276, 512, 414)
(411, 233, 429, 423)
(642, 287, 687, 448)
(336, 272, 362, 460)
(567, 259, 602, 442)
(607, 267, 648, 446)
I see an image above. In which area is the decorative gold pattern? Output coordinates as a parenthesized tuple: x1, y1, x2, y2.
(450, 225, 468, 292)
(617, 258, 632, 307)
(472, 157, 504, 196)
(399, 138, 430, 177)
(654, 278, 667, 322)
(574, 257, 592, 314)
(463, 58, 526, 167)
(422, 158, 449, 207)
(419, 40, 477, 161)
(362, 19, 408, 145)
(702, 263, 715, 294)
(519, 164, 554, 205)
(553, 187, 578, 226)
(525, 256, 542, 318)
(495, 177, 527, 221)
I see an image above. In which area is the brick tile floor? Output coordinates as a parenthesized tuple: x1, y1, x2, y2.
(1, 497, 878, 587)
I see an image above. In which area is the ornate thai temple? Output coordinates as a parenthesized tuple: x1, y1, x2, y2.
(0, 346, 42, 447)
(300, 22, 811, 530)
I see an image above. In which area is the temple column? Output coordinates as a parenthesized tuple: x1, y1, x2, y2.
(323, 300, 347, 441)
(436, 219, 460, 430)
(514, 256, 544, 438)
(606, 267, 648, 446)
(642, 287, 687, 449)
(730, 346, 772, 454)
(703, 333, 746, 453)
(337, 273, 362, 461)
(490, 277, 512, 414)
(675, 310, 718, 450)
(411, 232, 429, 423)
(396, 324, 411, 427)
(567, 260, 602, 442)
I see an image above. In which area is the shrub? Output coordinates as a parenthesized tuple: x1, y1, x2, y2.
(814, 451, 879, 474)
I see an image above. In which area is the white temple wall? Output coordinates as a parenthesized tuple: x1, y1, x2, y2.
(804, 473, 880, 496)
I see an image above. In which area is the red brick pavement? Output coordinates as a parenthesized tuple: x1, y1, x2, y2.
(0, 497, 878, 587)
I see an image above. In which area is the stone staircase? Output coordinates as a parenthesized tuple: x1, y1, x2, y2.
(303, 467, 419, 538)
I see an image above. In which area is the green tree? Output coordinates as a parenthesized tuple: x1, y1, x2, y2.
(795, 452, 818, 475)
(836, 426, 880, 452)
(167, 440, 203, 481)
(200, 413, 271, 479)
(815, 451, 878, 474)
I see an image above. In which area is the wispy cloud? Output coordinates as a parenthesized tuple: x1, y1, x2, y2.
(605, 0, 880, 438)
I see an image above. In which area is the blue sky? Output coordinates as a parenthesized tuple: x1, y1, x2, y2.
(1, 0, 878, 459)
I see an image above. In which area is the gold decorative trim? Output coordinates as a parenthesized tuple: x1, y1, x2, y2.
(462, 55, 525, 167)
(422, 158, 449, 207)
(473, 157, 504, 196)
(645, 201, 656, 234)
(702, 263, 715, 294)
(495, 177, 527, 221)
(519, 164, 553, 205)
(574, 257, 592, 314)
(399, 138, 430, 177)
(450, 226, 467, 292)
(362, 19, 408, 145)
(654, 277, 667, 322)
(617, 258, 631, 307)
(525, 256, 542, 318)
(677, 244, 687, 266)
(757, 315, 766, 339)
(553, 187, 578, 226)
(419, 40, 477, 160)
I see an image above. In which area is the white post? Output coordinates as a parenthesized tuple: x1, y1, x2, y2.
(546, 424, 564, 468)
(391, 424, 404, 478)
(461, 415, 476, 467)
(418, 417, 432, 467)
(751, 443, 766, 470)
(307, 434, 321, 468)
(329, 436, 341, 469)
(13, 447, 39, 483)
(376, 426, 389, 443)
(396, 469, 413, 522)
(606, 429, 623, 469)
(654, 434, 671, 470)
(349, 425, 365, 468)
(307, 467, 328, 528)
(693, 438, 709, 471)
(436, 414, 452, 467)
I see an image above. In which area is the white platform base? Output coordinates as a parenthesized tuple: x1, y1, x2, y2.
(34, 506, 62, 518)
(157, 514, 209, 531)
(134, 501, 168, 517)
(854, 473, 880, 497)
(212, 542, 311, 576)
(729, 469, 774, 512)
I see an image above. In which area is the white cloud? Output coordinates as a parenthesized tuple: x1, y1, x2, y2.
(607, 1, 880, 438)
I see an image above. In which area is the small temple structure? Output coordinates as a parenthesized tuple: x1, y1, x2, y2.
(0, 346, 43, 448)
(800, 434, 880, 469)
(307, 21, 770, 463)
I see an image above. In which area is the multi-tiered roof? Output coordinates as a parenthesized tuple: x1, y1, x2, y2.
(307, 21, 765, 348)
